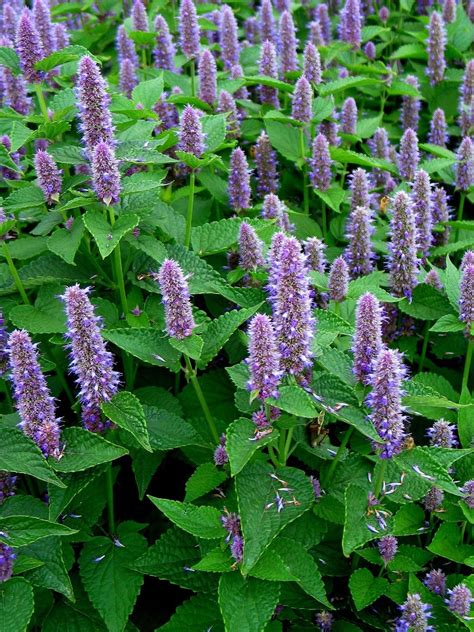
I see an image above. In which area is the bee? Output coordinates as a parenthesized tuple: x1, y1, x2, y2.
(379, 196, 390, 214)
(402, 435, 415, 450)
(308, 411, 329, 448)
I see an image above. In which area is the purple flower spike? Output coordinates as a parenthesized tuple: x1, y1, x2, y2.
(228, 147, 251, 212)
(396, 594, 432, 631)
(364, 41, 376, 59)
(158, 259, 196, 339)
(315, 4, 331, 44)
(247, 313, 282, 400)
(304, 237, 327, 273)
(398, 128, 420, 182)
(303, 41, 322, 85)
(346, 206, 374, 278)
(461, 250, 474, 271)
(431, 185, 450, 247)
(0, 472, 16, 504)
(179, 105, 204, 158)
(461, 480, 474, 509)
(244, 16, 259, 44)
(267, 231, 287, 304)
(33, 0, 56, 57)
(424, 487, 444, 512)
(230, 64, 248, 100)
(218, 90, 240, 139)
(339, 0, 362, 48)
(424, 569, 446, 596)
(389, 191, 419, 299)
(459, 60, 474, 137)
(198, 49, 217, 105)
(279, 11, 298, 75)
(319, 120, 340, 147)
(341, 97, 358, 135)
(378, 535, 398, 564)
(309, 21, 325, 47)
(2, 5, 18, 45)
(353, 292, 383, 385)
(119, 58, 138, 98)
(154, 15, 176, 71)
(8, 330, 61, 458)
(220, 5, 239, 69)
(213, 434, 228, 466)
(379, 6, 390, 22)
(2, 69, 31, 115)
(54, 23, 69, 50)
(274, 236, 315, 377)
(0, 543, 15, 582)
(328, 256, 349, 303)
(369, 127, 392, 190)
(16, 9, 44, 83)
(309, 133, 332, 191)
(292, 76, 313, 123)
(132, 0, 148, 31)
(260, 0, 276, 45)
(91, 142, 121, 206)
(456, 137, 474, 191)
(315, 612, 333, 631)
(349, 168, 371, 210)
(459, 263, 474, 326)
(274, 0, 290, 11)
(427, 11, 446, 85)
(76, 56, 114, 154)
(117, 25, 139, 67)
(259, 40, 279, 108)
(428, 108, 448, 147)
(425, 269, 443, 290)
(34, 149, 62, 205)
(262, 193, 281, 220)
(401, 75, 421, 132)
(412, 169, 433, 259)
(61, 285, 120, 433)
(239, 222, 265, 271)
(255, 131, 278, 196)
(442, 0, 456, 22)
(447, 584, 473, 618)
(367, 348, 407, 459)
(179, 0, 200, 59)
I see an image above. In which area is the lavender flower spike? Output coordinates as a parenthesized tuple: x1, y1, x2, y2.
(132, 0, 148, 31)
(304, 237, 327, 273)
(220, 5, 239, 69)
(0, 543, 15, 582)
(401, 75, 421, 132)
(198, 49, 216, 105)
(119, 57, 138, 98)
(259, 40, 279, 108)
(427, 419, 457, 447)
(76, 56, 114, 153)
(274, 236, 315, 377)
(8, 330, 61, 458)
(428, 108, 448, 147)
(61, 286, 120, 433)
(55, 23, 70, 50)
(179, 0, 200, 59)
(309, 21, 325, 47)
(341, 97, 358, 135)
(158, 259, 196, 340)
(16, 9, 44, 83)
(427, 11, 446, 85)
(239, 222, 265, 271)
(459, 263, 474, 326)
(2, 69, 31, 116)
(456, 137, 474, 191)
(443, 0, 456, 23)
(309, 133, 332, 191)
(316, 4, 331, 44)
(247, 313, 282, 400)
(292, 76, 313, 123)
(424, 487, 444, 512)
(255, 131, 279, 196)
(154, 15, 176, 71)
(117, 25, 139, 67)
(431, 186, 450, 247)
(364, 41, 376, 60)
(398, 128, 420, 182)
(91, 142, 121, 206)
(349, 168, 371, 210)
(353, 292, 383, 385)
(459, 60, 474, 136)
(396, 594, 432, 631)
(218, 90, 240, 140)
(260, 0, 276, 45)
(412, 169, 433, 259)
(378, 535, 398, 564)
(33, 0, 56, 57)
(279, 11, 298, 76)
(34, 149, 62, 205)
(339, 0, 362, 48)
(367, 348, 407, 459)
(228, 147, 251, 212)
(461, 480, 474, 509)
(424, 569, 446, 596)
(303, 41, 322, 85)
(315, 612, 334, 631)
(389, 191, 419, 299)
(446, 584, 473, 618)
(179, 105, 204, 158)
(328, 256, 349, 303)
(345, 206, 375, 278)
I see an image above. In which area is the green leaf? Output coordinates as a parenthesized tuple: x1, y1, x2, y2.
(101, 391, 151, 452)
(83, 210, 139, 259)
(430, 313, 465, 333)
(428, 522, 474, 565)
(4, 185, 45, 211)
(392, 504, 426, 536)
(317, 347, 355, 387)
(103, 328, 181, 371)
(24, 537, 73, 599)
(244, 74, 293, 93)
(0, 47, 20, 73)
(169, 334, 203, 361)
(394, 447, 460, 497)
(47, 217, 85, 265)
(458, 387, 473, 449)
(390, 43, 427, 60)
(318, 76, 381, 96)
(356, 116, 382, 139)
(79, 525, 148, 632)
(447, 4, 474, 52)
(148, 497, 224, 539)
(184, 463, 227, 503)
(343, 484, 386, 556)
(0, 145, 21, 174)
(145, 406, 202, 450)
(0, 578, 34, 632)
(132, 77, 164, 108)
(330, 147, 395, 174)
(218, 573, 280, 632)
(127, 233, 167, 264)
(227, 417, 279, 477)
(349, 568, 389, 611)
(202, 114, 227, 152)
(198, 304, 261, 369)
(9, 285, 67, 334)
(268, 385, 316, 418)
(312, 96, 336, 122)
(35, 45, 98, 72)
(0, 427, 64, 487)
(236, 462, 314, 572)
(158, 594, 223, 632)
(191, 217, 266, 256)
(0, 515, 76, 547)
(443, 256, 461, 313)
(51, 427, 128, 473)
(314, 185, 345, 213)
(265, 119, 301, 162)
(398, 284, 452, 321)
(122, 171, 165, 194)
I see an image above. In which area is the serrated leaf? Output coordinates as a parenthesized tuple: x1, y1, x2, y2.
(103, 328, 181, 371)
(191, 217, 267, 256)
(47, 217, 84, 265)
(330, 147, 396, 174)
(428, 522, 474, 565)
(227, 417, 279, 477)
(4, 185, 45, 211)
(122, 171, 165, 194)
(101, 391, 152, 452)
(317, 347, 355, 387)
(398, 284, 452, 321)
(132, 77, 164, 109)
(145, 405, 202, 450)
(0, 47, 21, 73)
(443, 256, 461, 312)
(0, 578, 34, 632)
(0, 515, 76, 547)
(158, 594, 224, 632)
(202, 114, 227, 152)
(318, 76, 381, 96)
(148, 497, 224, 539)
(264, 119, 301, 162)
(343, 484, 388, 556)
(390, 43, 427, 60)
(184, 463, 227, 502)
(394, 447, 460, 496)
(24, 537, 74, 599)
(9, 284, 66, 334)
(314, 186, 345, 213)
(51, 428, 128, 473)
(268, 385, 316, 418)
(218, 573, 280, 632)
(169, 334, 203, 361)
(35, 45, 98, 71)
(430, 313, 465, 333)
(349, 568, 388, 611)
(83, 210, 139, 259)
(392, 504, 426, 536)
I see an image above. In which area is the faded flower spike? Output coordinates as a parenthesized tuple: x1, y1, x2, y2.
(396, 594, 432, 632)
(309, 21, 325, 47)
(426, 11, 446, 85)
(401, 75, 421, 132)
(292, 76, 313, 123)
(179, 105, 204, 158)
(255, 132, 279, 196)
(328, 256, 349, 303)
(158, 259, 196, 340)
(62, 285, 120, 433)
(341, 97, 358, 135)
(315, 611, 334, 631)
(119, 57, 138, 98)
(198, 49, 217, 105)
(388, 191, 419, 299)
(425, 269, 442, 291)
(427, 419, 457, 447)
(367, 348, 407, 459)
(16, 9, 44, 83)
(442, 0, 456, 22)
(431, 186, 450, 247)
(303, 41, 322, 85)
(378, 535, 398, 564)
(154, 15, 176, 71)
(446, 584, 473, 618)
(339, 0, 362, 48)
(132, 0, 148, 31)
(461, 480, 474, 509)
(228, 147, 251, 212)
(246, 313, 282, 400)
(91, 142, 121, 206)
(179, 0, 200, 59)
(424, 487, 444, 512)
(279, 11, 298, 75)
(309, 133, 332, 191)
(459, 263, 474, 326)
(316, 4, 331, 44)
(424, 569, 446, 595)
(259, 40, 279, 108)
(0, 543, 15, 582)
(0, 473, 16, 505)
(345, 206, 375, 278)
(304, 237, 327, 273)
(428, 108, 448, 147)
(217, 90, 240, 140)
(239, 222, 265, 271)
(352, 293, 383, 385)
(34, 149, 62, 205)
(8, 330, 61, 458)
(220, 5, 239, 70)
(412, 169, 433, 259)
(213, 434, 228, 466)
(456, 137, 474, 191)
(398, 128, 420, 181)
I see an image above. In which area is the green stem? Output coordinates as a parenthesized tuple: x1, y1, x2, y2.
(283, 427, 294, 465)
(184, 354, 219, 443)
(106, 464, 115, 535)
(374, 460, 387, 498)
(2, 242, 30, 304)
(334, 301, 340, 317)
(299, 127, 309, 215)
(418, 321, 431, 373)
(190, 58, 196, 97)
(455, 192, 466, 242)
(34, 83, 49, 122)
(184, 172, 195, 249)
(107, 207, 128, 317)
(268, 444, 281, 468)
(462, 339, 474, 392)
(324, 426, 354, 485)
(321, 201, 327, 240)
